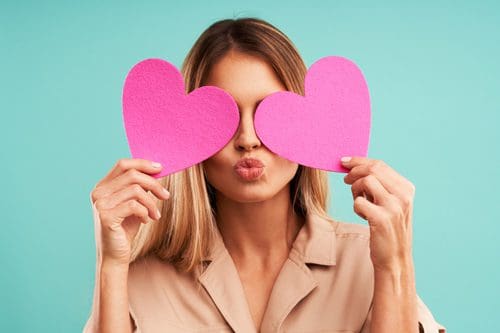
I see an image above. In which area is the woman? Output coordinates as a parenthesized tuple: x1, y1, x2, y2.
(83, 17, 446, 333)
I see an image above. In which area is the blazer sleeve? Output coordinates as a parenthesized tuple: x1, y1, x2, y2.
(81, 311, 142, 333)
(415, 294, 446, 333)
(359, 294, 446, 332)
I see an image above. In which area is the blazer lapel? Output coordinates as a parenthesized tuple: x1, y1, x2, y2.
(198, 228, 257, 333)
(260, 212, 337, 333)
(259, 255, 318, 333)
(198, 212, 337, 333)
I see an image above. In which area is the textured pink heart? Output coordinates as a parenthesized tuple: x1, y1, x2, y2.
(122, 58, 239, 178)
(254, 56, 371, 173)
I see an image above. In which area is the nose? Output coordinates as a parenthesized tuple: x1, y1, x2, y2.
(233, 109, 262, 152)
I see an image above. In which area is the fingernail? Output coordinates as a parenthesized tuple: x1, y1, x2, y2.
(156, 208, 161, 219)
(152, 162, 162, 168)
(341, 157, 351, 163)
(163, 188, 170, 197)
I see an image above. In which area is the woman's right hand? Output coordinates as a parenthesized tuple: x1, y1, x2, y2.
(90, 158, 171, 266)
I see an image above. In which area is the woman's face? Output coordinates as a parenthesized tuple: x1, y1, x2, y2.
(202, 50, 299, 203)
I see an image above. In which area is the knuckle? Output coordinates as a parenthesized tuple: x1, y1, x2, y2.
(131, 183, 143, 195)
(94, 199, 104, 211)
(353, 201, 361, 213)
(128, 169, 141, 181)
(90, 191, 97, 204)
(401, 195, 412, 207)
(350, 185, 358, 196)
(138, 205, 149, 218)
(369, 160, 383, 173)
(128, 200, 139, 210)
(116, 159, 127, 171)
(364, 174, 376, 184)
(90, 187, 101, 203)
(385, 194, 397, 207)
(367, 164, 377, 174)
(408, 181, 416, 194)
(156, 182, 165, 194)
(353, 198, 366, 219)
(353, 203, 360, 214)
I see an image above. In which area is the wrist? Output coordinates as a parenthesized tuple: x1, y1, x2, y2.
(373, 256, 416, 295)
(373, 251, 414, 274)
(100, 259, 130, 274)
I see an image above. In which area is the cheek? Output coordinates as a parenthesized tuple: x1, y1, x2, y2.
(271, 158, 299, 185)
(202, 152, 232, 186)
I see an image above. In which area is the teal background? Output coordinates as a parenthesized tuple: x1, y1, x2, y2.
(1, 1, 498, 332)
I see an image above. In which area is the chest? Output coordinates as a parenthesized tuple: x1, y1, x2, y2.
(238, 266, 283, 331)
(128, 250, 374, 333)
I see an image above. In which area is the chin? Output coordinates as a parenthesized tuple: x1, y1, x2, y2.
(220, 184, 276, 203)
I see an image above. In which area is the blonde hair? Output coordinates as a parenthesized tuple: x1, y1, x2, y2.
(130, 17, 331, 273)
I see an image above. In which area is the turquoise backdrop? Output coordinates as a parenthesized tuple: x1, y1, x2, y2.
(1, 1, 498, 332)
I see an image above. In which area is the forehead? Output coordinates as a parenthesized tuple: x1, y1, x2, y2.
(204, 51, 286, 105)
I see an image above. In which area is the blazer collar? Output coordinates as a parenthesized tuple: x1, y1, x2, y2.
(197, 211, 337, 332)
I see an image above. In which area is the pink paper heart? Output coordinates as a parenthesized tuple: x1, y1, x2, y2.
(254, 56, 371, 173)
(122, 58, 239, 178)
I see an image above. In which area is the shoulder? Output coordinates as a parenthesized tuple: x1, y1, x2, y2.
(128, 254, 200, 284)
(128, 254, 184, 290)
(129, 254, 187, 280)
(331, 219, 371, 266)
(129, 254, 164, 276)
(305, 213, 372, 269)
(302, 213, 371, 258)
(316, 215, 372, 268)
(332, 219, 370, 241)
(305, 215, 374, 318)
(127, 254, 202, 310)
(313, 212, 370, 242)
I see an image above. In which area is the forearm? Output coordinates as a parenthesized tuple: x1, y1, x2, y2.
(370, 257, 418, 333)
(92, 260, 132, 333)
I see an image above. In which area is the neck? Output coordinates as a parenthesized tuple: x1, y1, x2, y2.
(215, 185, 304, 265)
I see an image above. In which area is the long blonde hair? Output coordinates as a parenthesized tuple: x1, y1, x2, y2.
(130, 17, 331, 273)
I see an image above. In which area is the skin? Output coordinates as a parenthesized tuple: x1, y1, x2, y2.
(203, 50, 418, 332)
(202, 50, 305, 329)
(90, 160, 171, 333)
(87, 49, 418, 332)
(342, 157, 418, 332)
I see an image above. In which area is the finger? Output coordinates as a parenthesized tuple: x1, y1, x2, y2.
(351, 174, 391, 206)
(343, 159, 409, 197)
(340, 156, 373, 169)
(353, 195, 385, 226)
(97, 158, 163, 187)
(97, 168, 170, 203)
(101, 199, 150, 230)
(95, 184, 163, 221)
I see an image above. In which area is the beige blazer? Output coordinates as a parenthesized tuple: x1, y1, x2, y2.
(83, 212, 446, 333)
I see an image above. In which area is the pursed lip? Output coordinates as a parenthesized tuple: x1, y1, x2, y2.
(233, 157, 265, 169)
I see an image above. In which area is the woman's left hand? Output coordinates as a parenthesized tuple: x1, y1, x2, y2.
(341, 156, 415, 272)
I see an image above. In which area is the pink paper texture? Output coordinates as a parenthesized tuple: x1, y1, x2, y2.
(254, 56, 371, 173)
(122, 58, 240, 178)
(122, 56, 370, 177)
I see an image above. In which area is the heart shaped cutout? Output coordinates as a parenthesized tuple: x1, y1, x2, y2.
(122, 58, 240, 178)
(254, 56, 371, 173)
